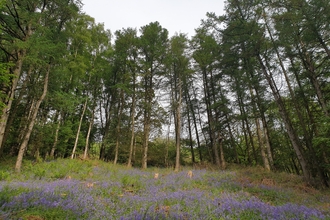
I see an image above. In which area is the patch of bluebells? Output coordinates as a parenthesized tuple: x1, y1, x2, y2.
(0, 168, 329, 219)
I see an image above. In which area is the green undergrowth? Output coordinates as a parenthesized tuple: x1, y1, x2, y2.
(0, 158, 329, 219)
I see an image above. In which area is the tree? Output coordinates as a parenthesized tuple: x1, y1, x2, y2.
(0, 0, 82, 171)
(192, 28, 222, 168)
(111, 28, 139, 168)
(168, 33, 190, 171)
(139, 22, 168, 169)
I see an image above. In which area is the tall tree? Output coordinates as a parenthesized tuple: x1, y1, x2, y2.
(0, 0, 82, 171)
(192, 28, 222, 167)
(168, 33, 190, 171)
(139, 22, 168, 169)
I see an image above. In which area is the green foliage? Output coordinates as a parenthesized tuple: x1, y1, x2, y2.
(0, 62, 14, 114)
(0, 186, 29, 207)
(121, 174, 143, 192)
(0, 170, 10, 181)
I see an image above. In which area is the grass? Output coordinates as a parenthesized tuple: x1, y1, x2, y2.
(0, 158, 329, 219)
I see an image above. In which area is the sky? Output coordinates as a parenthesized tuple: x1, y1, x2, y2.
(82, 0, 225, 37)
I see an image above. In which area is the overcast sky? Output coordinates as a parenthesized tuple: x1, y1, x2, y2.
(82, 0, 225, 37)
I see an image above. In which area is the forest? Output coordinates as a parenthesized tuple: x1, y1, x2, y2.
(0, 0, 329, 188)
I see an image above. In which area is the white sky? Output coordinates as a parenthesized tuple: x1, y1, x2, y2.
(82, 0, 225, 37)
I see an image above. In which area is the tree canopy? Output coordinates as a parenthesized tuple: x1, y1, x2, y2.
(0, 0, 329, 187)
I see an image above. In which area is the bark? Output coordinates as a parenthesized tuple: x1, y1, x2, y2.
(219, 137, 226, 169)
(261, 116, 274, 168)
(127, 78, 136, 168)
(202, 68, 220, 167)
(174, 79, 182, 172)
(226, 113, 239, 164)
(186, 105, 195, 163)
(83, 106, 95, 160)
(256, 117, 270, 171)
(50, 113, 61, 159)
(142, 119, 150, 169)
(71, 97, 88, 159)
(15, 65, 50, 172)
(189, 88, 202, 162)
(0, 55, 24, 150)
(257, 54, 312, 184)
(114, 90, 124, 165)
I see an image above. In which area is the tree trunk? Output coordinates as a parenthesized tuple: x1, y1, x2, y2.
(142, 120, 150, 169)
(202, 68, 220, 167)
(114, 90, 124, 165)
(15, 65, 50, 172)
(0, 56, 24, 151)
(218, 136, 226, 169)
(50, 113, 61, 159)
(261, 116, 274, 168)
(189, 88, 203, 162)
(127, 79, 136, 168)
(257, 54, 312, 184)
(186, 105, 195, 164)
(174, 80, 182, 172)
(256, 117, 270, 171)
(71, 97, 88, 159)
(83, 106, 95, 160)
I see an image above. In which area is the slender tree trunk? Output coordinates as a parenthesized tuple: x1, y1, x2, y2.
(189, 89, 203, 162)
(142, 120, 150, 169)
(261, 116, 274, 168)
(174, 80, 182, 172)
(226, 113, 239, 164)
(83, 106, 95, 160)
(114, 90, 124, 165)
(248, 86, 270, 170)
(50, 113, 61, 159)
(142, 69, 153, 169)
(0, 56, 24, 151)
(202, 68, 220, 167)
(186, 105, 195, 163)
(165, 116, 171, 167)
(71, 97, 88, 159)
(15, 65, 50, 172)
(127, 80, 136, 168)
(257, 54, 312, 184)
(218, 136, 226, 169)
(256, 117, 270, 171)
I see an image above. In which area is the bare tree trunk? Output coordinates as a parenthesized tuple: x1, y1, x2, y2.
(226, 114, 239, 164)
(83, 106, 95, 160)
(218, 136, 226, 169)
(261, 116, 274, 168)
(50, 113, 61, 159)
(71, 97, 88, 159)
(142, 121, 150, 169)
(174, 81, 182, 172)
(256, 117, 270, 171)
(257, 54, 312, 184)
(15, 65, 50, 172)
(165, 116, 171, 168)
(202, 68, 220, 167)
(186, 106, 195, 164)
(142, 71, 153, 169)
(114, 90, 124, 165)
(188, 92, 202, 162)
(127, 85, 136, 168)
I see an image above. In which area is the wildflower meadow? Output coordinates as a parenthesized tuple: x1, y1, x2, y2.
(0, 159, 329, 219)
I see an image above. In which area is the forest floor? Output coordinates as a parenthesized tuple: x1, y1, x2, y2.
(0, 158, 329, 219)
